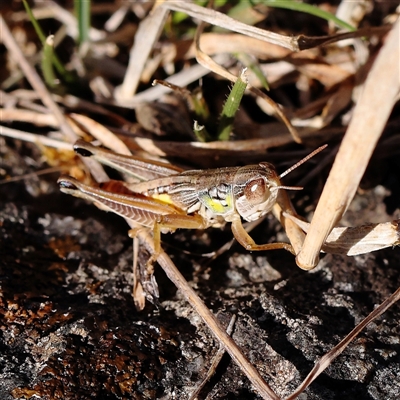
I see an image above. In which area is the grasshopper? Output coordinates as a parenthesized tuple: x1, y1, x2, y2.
(58, 141, 326, 268)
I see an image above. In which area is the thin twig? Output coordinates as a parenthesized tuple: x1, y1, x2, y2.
(0, 166, 67, 185)
(0, 126, 73, 150)
(189, 314, 237, 400)
(287, 285, 400, 399)
(116, 63, 209, 107)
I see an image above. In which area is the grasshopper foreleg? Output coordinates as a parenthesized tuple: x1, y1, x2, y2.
(230, 215, 295, 255)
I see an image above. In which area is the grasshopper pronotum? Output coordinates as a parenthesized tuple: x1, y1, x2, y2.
(58, 141, 326, 267)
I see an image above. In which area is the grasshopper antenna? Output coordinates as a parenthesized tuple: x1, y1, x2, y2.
(279, 145, 327, 179)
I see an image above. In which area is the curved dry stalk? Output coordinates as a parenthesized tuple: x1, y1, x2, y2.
(272, 193, 305, 255)
(193, 18, 302, 144)
(296, 19, 400, 270)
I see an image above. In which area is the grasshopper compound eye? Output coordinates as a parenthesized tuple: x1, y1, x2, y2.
(243, 178, 270, 205)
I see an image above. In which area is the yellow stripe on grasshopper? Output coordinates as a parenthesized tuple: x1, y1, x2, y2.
(151, 193, 176, 206)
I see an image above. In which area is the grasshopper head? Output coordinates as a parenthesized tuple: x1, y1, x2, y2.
(233, 163, 282, 222)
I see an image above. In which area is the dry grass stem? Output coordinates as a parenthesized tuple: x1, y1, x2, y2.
(163, 1, 299, 51)
(296, 19, 400, 270)
(0, 126, 72, 150)
(116, 3, 170, 100)
(285, 214, 400, 256)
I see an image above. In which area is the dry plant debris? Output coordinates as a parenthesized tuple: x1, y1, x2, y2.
(1, 1, 400, 399)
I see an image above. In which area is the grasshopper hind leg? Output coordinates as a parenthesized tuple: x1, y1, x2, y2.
(128, 226, 159, 276)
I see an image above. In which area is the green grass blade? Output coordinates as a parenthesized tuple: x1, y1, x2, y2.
(22, 0, 68, 78)
(41, 35, 58, 88)
(22, 0, 46, 43)
(193, 120, 212, 142)
(235, 53, 270, 90)
(217, 69, 248, 141)
(74, 0, 91, 45)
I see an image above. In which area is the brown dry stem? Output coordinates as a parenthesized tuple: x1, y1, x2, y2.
(296, 19, 400, 270)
